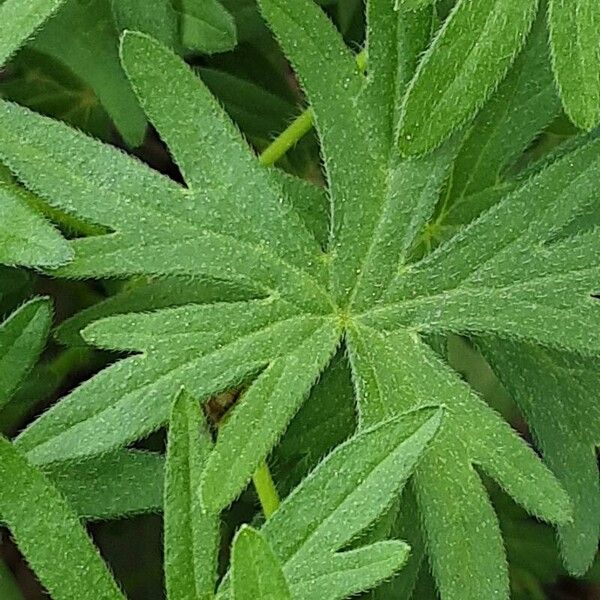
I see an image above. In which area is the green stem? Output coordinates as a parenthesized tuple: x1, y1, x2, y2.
(257, 49, 367, 168)
(252, 460, 281, 519)
(258, 110, 315, 167)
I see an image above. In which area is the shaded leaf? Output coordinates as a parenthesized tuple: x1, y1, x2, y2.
(479, 340, 600, 576)
(31, 0, 147, 145)
(43, 450, 164, 521)
(347, 325, 570, 600)
(177, 0, 237, 54)
(260, 408, 442, 600)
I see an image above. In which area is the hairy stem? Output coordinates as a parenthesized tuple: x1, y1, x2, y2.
(252, 460, 281, 518)
(258, 110, 314, 167)
(258, 49, 367, 167)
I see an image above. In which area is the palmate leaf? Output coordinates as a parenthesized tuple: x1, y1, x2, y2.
(257, 2, 590, 599)
(347, 326, 570, 599)
(0, 3, 597, 598)
(111, 0, 178, 47)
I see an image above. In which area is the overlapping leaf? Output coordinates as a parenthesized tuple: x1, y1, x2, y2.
(30, 0, 148, 146)
(398, 0, 600, 153)
(217, 408, 442, 600)
(257, 2, 590, 599)
(0, 298, 51, 409)
(398, 0, 539, 154)
(549, 0, 600, 131)
(231, 527, 292, 600)
(347, 326, 570, 599)
(0, 182, 71, 268)
(1, 315, 124, 599)
(164, 390, 219, 600)
(0, 0, 67, 66)
(0, 436, 125, 600)
(0, 2, 597, 598)
(479, 340, 600, 576)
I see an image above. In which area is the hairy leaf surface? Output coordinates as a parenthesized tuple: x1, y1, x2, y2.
(397, 0, 539, 154)
(0, 183, 71, 268)
(0, 0, 67, 66)
(215, 408, 441, 600)
(549, 0, 600, 131)
(165, 390, 219, 600)
(231, 526, 292, 600)
(0, 4, 597, 598)
(0, 437, 125, 600)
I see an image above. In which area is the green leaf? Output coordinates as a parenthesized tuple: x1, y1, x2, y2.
(111, 0, 177, 46)
(396, 0, 435, 9)
(273, 351, 356, 495)
(0, 48, 114, 141)
(259, 408, 442, 600)
(177, 0, 237, 54)
(443, 15, 560, 206)
(231, 526, 292, 600)
(0, 436, 125, 600)
(257, 0, 369, 307)
(346, 325, 571, 600)
(549, 0, 600, 130)
(31, 0, 147, 146)
(398, 0, 539, 155)
(16, 298, 335, 465)
(1, 5, 598, 597)
(0, 267, 32, 315)
(0, 182, 71, 268)
(366, 488, 426, 600)
(165, 390, 219, 600)
(55, 278, 253, 347)
(372, 137, 600, 355)
(257, 0, 451, 310)
(0, 298, 51, 409)
(42, 450, 164, 521)
(0, 0, 67, 66)
(198, 67, 295, 141)
(478, 340, 600, 576)
(201, 319, 340, 512)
